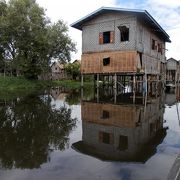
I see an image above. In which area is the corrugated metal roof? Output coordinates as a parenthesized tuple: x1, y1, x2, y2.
(71, 6, 171, 42)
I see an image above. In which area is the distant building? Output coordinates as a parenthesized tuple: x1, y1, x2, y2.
(166, 58, 179, 83)
(50, 61, 66, 80)
(50, 87, 68, 101)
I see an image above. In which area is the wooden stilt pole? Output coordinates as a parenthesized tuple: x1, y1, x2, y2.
(97, 74, 99, 88)
(81, 74, 84, 87)
(156, 75, 158, 97)
(133, 74, 136, 104)
(114, 73, 117, 104)
(97, 74, 100, 101)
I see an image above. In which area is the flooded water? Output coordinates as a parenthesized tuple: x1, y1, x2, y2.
(0, 87, 179, 180)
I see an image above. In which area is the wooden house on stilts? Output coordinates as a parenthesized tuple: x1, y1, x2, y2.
(71, 7, 171, 96)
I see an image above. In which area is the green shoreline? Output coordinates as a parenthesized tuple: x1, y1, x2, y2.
(0, 76, 93, 90)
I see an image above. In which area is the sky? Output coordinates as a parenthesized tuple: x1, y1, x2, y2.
(36, 0, 180, 60)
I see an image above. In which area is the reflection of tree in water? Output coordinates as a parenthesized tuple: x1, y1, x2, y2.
(0, 95, 76, 169)
(65, 87, 95, 105)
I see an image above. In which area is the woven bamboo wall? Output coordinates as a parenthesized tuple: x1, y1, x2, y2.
(81, 102, 140, 128)
(81, 51, 137, 74)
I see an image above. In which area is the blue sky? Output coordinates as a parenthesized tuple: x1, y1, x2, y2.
(37, 0, 180, 60)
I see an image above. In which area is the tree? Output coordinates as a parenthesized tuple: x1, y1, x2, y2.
(65, 62, 80, 80)
(47, 20, 76, 63)
(0, 0, 76, 79)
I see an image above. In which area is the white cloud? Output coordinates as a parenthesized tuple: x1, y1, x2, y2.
(148, 0, 180, 8)
(145, 0, 180, 59)
(36, 0, 180, 60)
(166, 28, 180, 60)
(36, 0, 116, 60)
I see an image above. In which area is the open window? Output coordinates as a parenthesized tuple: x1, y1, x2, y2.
(118, 26, 129, 42)
(152, 39, 157, 50)
(140, 53, 142, 67)
(103, 57, 110, 66)
(158, 43, 162, 54)
(99, 31, 114, 44)
(103, 31, 110, 43)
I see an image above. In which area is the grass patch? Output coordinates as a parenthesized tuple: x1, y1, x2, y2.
(0, 76, 48, 99)
(0, 76, 93, 100)
(0, 76, 52, 91)
(52, 79, 93, 89)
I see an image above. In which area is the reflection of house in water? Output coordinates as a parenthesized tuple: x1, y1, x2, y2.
(165, 87, 180, 106)
(165, 92, 176, 106)
(50, 87, 68, 101)
(176, 87, 180, 102)
(73, 94, 167, 162)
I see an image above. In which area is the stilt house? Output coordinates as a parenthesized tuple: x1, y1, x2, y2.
(166, 58, 179, 83)
(71, 7, 171, 89)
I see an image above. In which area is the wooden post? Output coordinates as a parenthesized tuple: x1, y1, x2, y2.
(156, 75, 158, 97)
(133, 75, 136, 103)
(103, 75, 105, 87)
(81, 74, 84, 87)
(114, 73, 117, 90)
(81, 86, 84, 101)
(143, 74, 147, 104)
(97, 74, 99, 88)
(97, 86, 99, 103)
(93, 74, 96, 89)
(114, 73, 117, 103)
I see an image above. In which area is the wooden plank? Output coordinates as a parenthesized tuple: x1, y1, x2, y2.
(81, 51, 137, 74)
(82, 102, 140, 128)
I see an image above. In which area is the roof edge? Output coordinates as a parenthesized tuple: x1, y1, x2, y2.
(70, 6, 145, 30)
(71, 6, 171, 42)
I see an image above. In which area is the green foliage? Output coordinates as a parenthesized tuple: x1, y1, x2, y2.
(65, 63, 80, 80)
(84, 75, 94, 82)
(47, 20, 76, 62)
(0, 0, 76, 79)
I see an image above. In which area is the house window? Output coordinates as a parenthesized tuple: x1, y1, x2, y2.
(101, 110, 109, 119)
(118, 135, 128, 151)
(99, 132, 110, 144)
(99, 31, 114, 44)
(158, 43, 162, 54)
(152, 39, 157, 50)
(118, 26, 129, 42)
(55, 67, 57, 70)
(139, 53, 142, 67)
(103, 31, 110, 43)
(103, 57, 110, 66)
